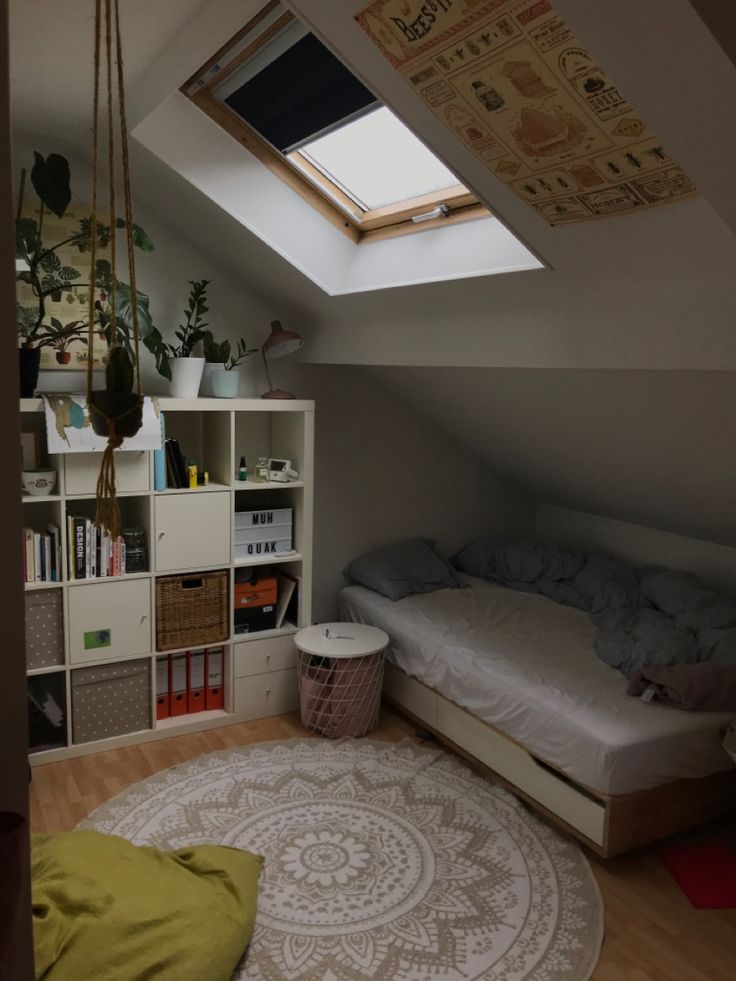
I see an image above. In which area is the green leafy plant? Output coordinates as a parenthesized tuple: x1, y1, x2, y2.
(15, 151, 171, 380)
(203, 330, 257, 370)
(162, 280, 210, 359)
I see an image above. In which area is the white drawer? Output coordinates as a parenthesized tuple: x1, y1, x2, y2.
(155, 492, 231, 571)
(234, 635, 296, 678)
(65, 451, 150, 495)
(233, 669, 298, 717)
(68, 578, 152, 664)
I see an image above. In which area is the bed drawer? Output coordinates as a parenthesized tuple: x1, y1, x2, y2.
(384, 662, 438, 727)
(435, 699, 606, 846)
(385, 665, 606, 847)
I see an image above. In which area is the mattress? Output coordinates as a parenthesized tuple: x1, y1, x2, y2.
(339, 577, 736, 795)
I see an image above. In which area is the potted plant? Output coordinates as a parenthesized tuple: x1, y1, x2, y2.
(15, 152, 169, 395)
(161, 280, 210, 398)
(202, 331, 257, 398)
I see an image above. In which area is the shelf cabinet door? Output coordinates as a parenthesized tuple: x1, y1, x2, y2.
(65, 451, 150, 495)
(68, 578, 152, 664)
(154, 492, 231, 572)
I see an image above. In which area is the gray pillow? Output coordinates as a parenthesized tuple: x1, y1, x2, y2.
(488, 541, 585, 584)
(345, 538, 465, 602)
(452, 538, 496, 578)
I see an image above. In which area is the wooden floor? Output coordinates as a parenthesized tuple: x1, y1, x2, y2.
(30, 707, 736, 981)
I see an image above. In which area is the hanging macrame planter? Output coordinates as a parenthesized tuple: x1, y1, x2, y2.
(87, 0, 144, 540)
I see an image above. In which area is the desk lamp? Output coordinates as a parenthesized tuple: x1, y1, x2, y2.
(260, 320, 303, 399)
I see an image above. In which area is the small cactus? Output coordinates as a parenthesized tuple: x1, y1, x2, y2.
(105, 346, 135, 394)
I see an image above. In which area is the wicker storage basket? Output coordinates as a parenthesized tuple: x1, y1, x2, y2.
(156, 570, 229, 651)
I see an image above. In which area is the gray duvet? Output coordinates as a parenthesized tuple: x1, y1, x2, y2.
(453, 540, 736, 695)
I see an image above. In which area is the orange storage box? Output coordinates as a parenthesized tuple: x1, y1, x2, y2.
(234, 575, 277, 609)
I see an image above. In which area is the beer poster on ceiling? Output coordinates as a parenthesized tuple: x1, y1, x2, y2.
(355, 0, 697, 224)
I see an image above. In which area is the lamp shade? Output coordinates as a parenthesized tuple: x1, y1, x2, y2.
(263, 320, 302, 358)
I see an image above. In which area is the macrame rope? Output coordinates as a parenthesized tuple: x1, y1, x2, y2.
(87, 0, 144, 538)
(114, 0, 142, 397)
(105, 0, 117, 350)
(86, 0, 101, 397)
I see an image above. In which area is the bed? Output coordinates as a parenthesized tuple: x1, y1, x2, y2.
(339, 575, 736, 856)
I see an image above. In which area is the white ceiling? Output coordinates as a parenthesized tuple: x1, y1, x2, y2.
(9, 0, 210, 140)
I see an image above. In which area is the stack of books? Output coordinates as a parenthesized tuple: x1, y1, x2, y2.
(66, 516, 127, 580)
(22, 525, 61, 583)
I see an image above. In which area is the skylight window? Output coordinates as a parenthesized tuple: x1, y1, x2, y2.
(292, 107, 463, 212)
(183, 2, 489, 242)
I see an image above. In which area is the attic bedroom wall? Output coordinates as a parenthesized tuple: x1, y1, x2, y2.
(278, 362, 533, 619)
(11, 138, 534, 620)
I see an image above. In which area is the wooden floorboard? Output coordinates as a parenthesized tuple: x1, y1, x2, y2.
(29, 707, 736, 981)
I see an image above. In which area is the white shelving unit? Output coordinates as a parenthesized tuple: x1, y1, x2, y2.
(21, 396, 314, 764)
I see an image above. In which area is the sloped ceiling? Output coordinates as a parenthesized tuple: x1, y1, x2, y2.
(8, 0, 736, 545)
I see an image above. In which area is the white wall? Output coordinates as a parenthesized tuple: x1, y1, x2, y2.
(370, 365, 736, 549)
(536, 504, 736, 597)
(280, 363, 534, 619)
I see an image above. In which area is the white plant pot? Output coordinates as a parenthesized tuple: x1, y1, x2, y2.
(169, 357, 205, 398)
(200, 362, 219, 397)
(211, 367, 240, 398)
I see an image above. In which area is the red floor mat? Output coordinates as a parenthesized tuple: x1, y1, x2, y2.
(661, 840, 736, 908)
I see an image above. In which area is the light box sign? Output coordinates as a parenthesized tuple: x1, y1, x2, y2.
(355, 0, 697, 224)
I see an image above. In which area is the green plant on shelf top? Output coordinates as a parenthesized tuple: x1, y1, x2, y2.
(15, 152, 172, 379)
(160, 279, 212, 360)
(203, 329, 258, 370)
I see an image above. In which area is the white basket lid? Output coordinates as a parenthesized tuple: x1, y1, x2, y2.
(296, 622, 389, 658)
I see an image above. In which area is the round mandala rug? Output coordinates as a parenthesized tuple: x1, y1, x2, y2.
(80, 739, 603, 981)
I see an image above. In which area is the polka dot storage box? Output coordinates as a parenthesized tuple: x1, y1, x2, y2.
(25, 589, 64, 670)
(71, 660, 151, 744)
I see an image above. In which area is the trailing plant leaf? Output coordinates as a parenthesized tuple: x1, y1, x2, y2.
(30, 152, 71, 218)
(114, 280, 155, 340)
(60, 266, 81, 282)
(143, 327, 171, 381)
(114, 218, 154, 252)
(226, 337, 258, 370)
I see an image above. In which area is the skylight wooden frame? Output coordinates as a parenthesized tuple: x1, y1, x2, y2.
(182, 5, 490, 244)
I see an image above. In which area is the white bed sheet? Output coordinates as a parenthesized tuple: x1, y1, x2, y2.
(339, 577, 735, 795)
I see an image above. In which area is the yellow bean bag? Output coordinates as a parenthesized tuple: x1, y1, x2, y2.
(32, 831, 262, 981)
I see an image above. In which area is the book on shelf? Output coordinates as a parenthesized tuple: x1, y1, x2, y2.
(22, 524, 61, 583)
(64, 515, 128, 580)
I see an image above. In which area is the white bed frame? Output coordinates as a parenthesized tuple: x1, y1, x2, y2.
(374, 510, 736, 855)
(384, 663, 736, 857)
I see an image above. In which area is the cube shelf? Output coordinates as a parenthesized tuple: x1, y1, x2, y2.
(20, 397, 314, 764)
